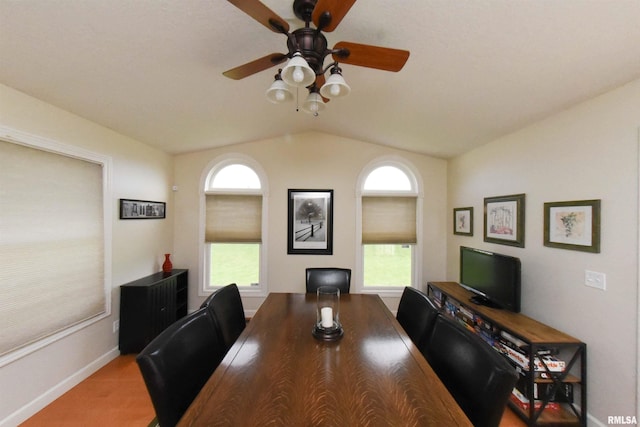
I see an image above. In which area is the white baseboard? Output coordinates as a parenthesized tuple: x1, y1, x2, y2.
(588, 413, 606, 427)
(0, 347, 119, 427)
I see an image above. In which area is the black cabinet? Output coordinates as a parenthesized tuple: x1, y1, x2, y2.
(119, 269, 188, 354)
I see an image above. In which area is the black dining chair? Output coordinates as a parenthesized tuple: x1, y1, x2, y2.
(200, 283, 246, 352)
(422, 315, 518, 427)
(136, 307, 225, 427)
(396, 286, 440, 349)
(305, 268, 351, 294)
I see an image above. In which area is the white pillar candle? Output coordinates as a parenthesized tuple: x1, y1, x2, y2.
(321, 307, 333, 328)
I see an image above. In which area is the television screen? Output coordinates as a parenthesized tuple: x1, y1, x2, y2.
(459, 246, 521, 312)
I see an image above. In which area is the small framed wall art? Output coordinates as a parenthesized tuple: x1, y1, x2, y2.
(119, 199, 166, 219)
(544, 199, 601, 253)
(484, 193, 525, 247)
(453, 207, 473, 236)
(287, 189, 334, 255)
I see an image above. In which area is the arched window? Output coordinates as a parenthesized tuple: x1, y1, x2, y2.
(358, 160, 421, 293)
(203, 157, 267, 294)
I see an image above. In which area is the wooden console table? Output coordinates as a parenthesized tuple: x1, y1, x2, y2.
(428, 282, 586, 427)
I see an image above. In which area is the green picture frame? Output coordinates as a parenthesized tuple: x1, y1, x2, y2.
(484, 193, 525, 247)
(544, 199, 601, 253)
(453, 207, 473, 236)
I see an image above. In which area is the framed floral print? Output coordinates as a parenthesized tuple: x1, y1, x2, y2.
(453, 207, 473, 236)
(544, 199, 600, 253)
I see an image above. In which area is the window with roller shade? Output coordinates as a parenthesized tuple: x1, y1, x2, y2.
(203, 162, 265, 293)
(361, 164, 419, 289)
(0, 132, 111, 366)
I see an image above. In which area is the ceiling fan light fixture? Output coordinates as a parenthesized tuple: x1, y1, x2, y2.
(319, 66, 350, 99)
(302, 90, 326, 116)
(281, 52, 316, 87)
(266, 73, 293, 103)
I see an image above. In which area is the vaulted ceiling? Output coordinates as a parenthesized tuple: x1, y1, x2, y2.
(1, 0, 639, 158)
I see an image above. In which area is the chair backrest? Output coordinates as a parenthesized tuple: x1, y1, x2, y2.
(305, 268, 351, 294)
(396, 286, 439, 349)
(200, 283, 246, 351)
(136, 308, 225, 427)
(423, 315, 518, 427)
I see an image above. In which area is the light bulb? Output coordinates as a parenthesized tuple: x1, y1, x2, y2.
(275, 89, 285, 102)
(293, 66, 304, 83)
(330, 84, 340, 97)
(310, 102, 318, 113)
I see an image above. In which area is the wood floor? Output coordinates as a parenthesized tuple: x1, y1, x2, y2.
(20, 355, 155, 427)
(21, 355, 527, 426)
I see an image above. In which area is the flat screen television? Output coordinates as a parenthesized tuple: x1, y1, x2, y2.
(459, 246, 521, 313)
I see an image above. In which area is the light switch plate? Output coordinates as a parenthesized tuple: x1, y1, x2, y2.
(585, 270, 606, 290)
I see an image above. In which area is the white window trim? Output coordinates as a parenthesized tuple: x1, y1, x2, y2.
(355, 156, 423, 296)
(0, 125, 112, 367)
(199, 153, 269, 298)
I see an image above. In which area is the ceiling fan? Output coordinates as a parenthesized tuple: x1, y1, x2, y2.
(223, 0, 410, 114)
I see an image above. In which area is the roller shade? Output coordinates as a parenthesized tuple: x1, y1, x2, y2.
(0, 140, 105, 358)
(205, 194, 262, 243)
(362, 196, 416, 244)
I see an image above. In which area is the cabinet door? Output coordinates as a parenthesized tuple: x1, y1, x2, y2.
(148, 278, 177, 340)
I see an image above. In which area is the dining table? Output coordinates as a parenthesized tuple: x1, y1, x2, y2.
(178, 292, 472, 426)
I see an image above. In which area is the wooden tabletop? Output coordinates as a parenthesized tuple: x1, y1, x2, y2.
(178, 293, 472, 427)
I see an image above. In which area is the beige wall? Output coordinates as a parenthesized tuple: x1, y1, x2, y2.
(447, 79, 640, 424)
(173, 131, 448, 313)
(0, 84, 175, 425)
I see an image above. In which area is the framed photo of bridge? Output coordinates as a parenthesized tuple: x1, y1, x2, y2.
(288, 189, 333, 255)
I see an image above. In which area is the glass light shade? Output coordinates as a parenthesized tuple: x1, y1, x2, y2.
(265, 79, 293, 103)
(302, 91, 326, 116)
(281, 53, 316, 88)
(319, 72, 351, 99)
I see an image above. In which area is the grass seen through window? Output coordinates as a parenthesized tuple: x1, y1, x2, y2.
(210, 243, 259, 287)
(364, 244, 411, 287)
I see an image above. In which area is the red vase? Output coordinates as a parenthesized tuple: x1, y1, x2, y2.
(162, 254, 173, 273)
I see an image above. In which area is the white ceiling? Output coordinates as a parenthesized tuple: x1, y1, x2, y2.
(1, 0, 639, 158)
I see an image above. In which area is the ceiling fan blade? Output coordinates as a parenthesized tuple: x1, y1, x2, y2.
(227, 0, 289, 33)
(312, 0, 356, 32)
(332, 42, 410, 72)
(223, 53, 288, 80)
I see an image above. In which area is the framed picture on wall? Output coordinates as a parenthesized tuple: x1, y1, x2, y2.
(453, 207, 473, 236)
(544, 199, 601, 253)
(287, 189, 333, 255)
(119, 199, 166, 219)
(484, 193, 525, 247)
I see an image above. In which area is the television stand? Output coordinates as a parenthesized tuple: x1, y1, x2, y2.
(427, 281, 586, 427)
(469, 294, 502, 309)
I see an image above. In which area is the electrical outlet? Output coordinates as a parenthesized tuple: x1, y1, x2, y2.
(113, 320, 120, 333)
(585, 270, 606, 290)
